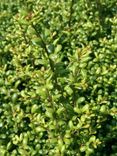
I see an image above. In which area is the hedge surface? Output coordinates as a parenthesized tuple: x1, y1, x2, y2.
(0, 0, 117, 155)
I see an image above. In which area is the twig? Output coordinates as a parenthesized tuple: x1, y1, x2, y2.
(31, 24, 55, 72)
(68, 0, 74, 52)
(68, 0, 74, 28)
(31, 24, 61, 90)
(19, 23, 29, 44)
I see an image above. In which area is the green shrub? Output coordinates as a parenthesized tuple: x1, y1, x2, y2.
(0, 0, 117, 155)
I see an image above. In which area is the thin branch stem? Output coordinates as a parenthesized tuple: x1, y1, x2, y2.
(19, 24, 29, 44)
(68, 0, 74, 28)
(31, 24, 61, 90)
(68, 0, 74, 52)
(31, 23, 55, 72)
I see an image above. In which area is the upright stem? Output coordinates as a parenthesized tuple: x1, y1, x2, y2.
(68, 0, 74, 53)
(19, 24, 29, 44)
(69, 0, 74, 28)
(31, 24, 60, 89)
(31, 24, 54, 72)
(96, 0, 104, 26)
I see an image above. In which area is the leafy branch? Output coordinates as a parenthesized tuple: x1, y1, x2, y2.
(68, 0, 74, 29)
(31, 24, 61, 89)
(19, 23, 29, 44)
(31, 24, 54, 72)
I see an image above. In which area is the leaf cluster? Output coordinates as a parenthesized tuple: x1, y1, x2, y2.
(0, 0, 117, 155)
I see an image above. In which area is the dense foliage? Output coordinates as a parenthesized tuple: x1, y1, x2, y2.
(0, 0, 117, 155)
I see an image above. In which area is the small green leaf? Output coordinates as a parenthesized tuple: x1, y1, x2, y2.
(80, 146, 86, 152)
(64, 86, 73, 95)
(77, 97, 85, 104)
(82, 104, 89, 112)
(31, 38, 42, 45)
(48, 44, 55, 53)
(45, 108, 54, 118)
(68, 120, 73, 129)
(12, 93, 18, 103)
(89, 135, 96, 143)
(74, 107, 81, 114)
(100, 105, 107, 113)
(31, 104, 38, 113)
(55, 45, 62, 53)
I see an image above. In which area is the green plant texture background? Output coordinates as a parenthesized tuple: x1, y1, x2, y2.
(0, 0, 117, 155)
